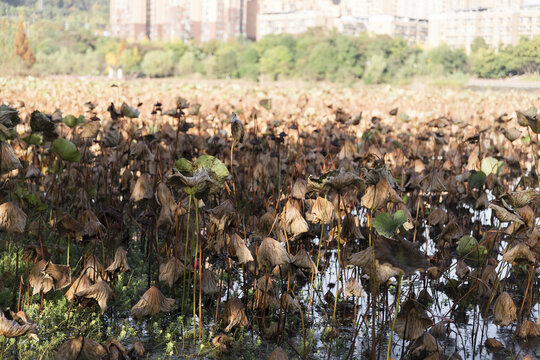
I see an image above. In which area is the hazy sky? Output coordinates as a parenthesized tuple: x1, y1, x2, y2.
(525, 0, 540, 4)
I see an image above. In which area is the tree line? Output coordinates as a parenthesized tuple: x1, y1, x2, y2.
(2, 13, 540, 82)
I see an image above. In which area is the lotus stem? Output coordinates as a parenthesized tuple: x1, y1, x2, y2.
(308, 194, 327, 321)
(230, 140, 237, 202)
(182, 194, 192, 314)
(332, 194, 342, 324)
(386, 273, 402, 360)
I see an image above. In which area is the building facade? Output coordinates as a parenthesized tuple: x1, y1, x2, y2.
(110, 0, 256, 42)
(428, 5, 540, 50)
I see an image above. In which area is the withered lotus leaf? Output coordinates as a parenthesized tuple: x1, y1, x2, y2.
(30, 110, 56, 134)
(268, 346, 288, 360)
(158, 257, 184, 288)
(56, 214, 84, 237)
(292, 249, 317, 274)
(484, 338, 503, 349)
(208, 200, 237, 232)
(105, 247, 130, 274)
(106, 339, 127, 360)
(102, 125, 122, 148)
(456, 260, 470, 280)
(80, 120, 101, 138)
(427, 208, 448, 226)
(283, 200, 308, 236)
(0, 310, 38, 339)
(502, 127, 521, 142)
(128, 341, 145, 358)
(0, 104, 20, 128)
(25, 165, 42, 179)
(54, 336, 108, 360)
(343, 278, 364, 298)
(361, 178, 403, 210)
(250, 275, 278, 310)
(23, 244, 50, 263)
(257, 237, 291, 270)
(84, 255, 105, 282)
(502, 243, 535, 264)
(342, 213, 364, 240)
(0, 142, 21, 174)
(395, 297, 433, 340)
(131, 173, 154, 202)
(0, 202, 27, 233)
(292, 178, 307, 200)
(155, 182, 177, 227)
(503, 189, 538, 208)
(231, 112, 244, 143)
(348, 247, 399, 284)
(65, 273, 92, 302)
(75, 279, 113, 314)
(349, 238, 427, 284)
(410, 332, 441, 358)
(309, 168, 365, 194)
(493, 292, 517, 326)
(212, 333, 233, 352)
(309, 196, 336, 224)
(229, 233, 254, 264)
(201, 269, 220, 296)
(222, 297, 248, 332)
(131, 286, 175, 319)
(29, 260, 71, 296)
(517, 319, 540, 338)
(488, 203, 524, 225)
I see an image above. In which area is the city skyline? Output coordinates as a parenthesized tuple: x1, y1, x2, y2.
(110, 0, 540, 50)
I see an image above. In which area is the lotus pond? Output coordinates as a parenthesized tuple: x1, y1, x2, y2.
(0, 77, 538, 360)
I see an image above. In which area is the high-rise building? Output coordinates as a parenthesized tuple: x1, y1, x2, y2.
(110, 0, 256, 42)
(428, 4, 540, 50)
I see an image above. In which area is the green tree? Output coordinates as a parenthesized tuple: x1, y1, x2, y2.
(259, 45, 293, 80)
(141, 50, 174, 77)
(470, 37, 489, 53)
(305, 42, 337, 80)
(215, 48, 239, 78)
(176, 51, 195, 76)
(363, 54, 386, 84)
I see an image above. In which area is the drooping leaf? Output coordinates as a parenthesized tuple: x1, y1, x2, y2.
(51, 139, 80, 162)
(62, 115, 85, 128)
(121, 102, 140, 118)
(22, 133, 43, 146)
(468, 171, 486, 189)
(373, 210, 407, 238)
(481, 157, 503, 176)
(457, 235, 487, 266)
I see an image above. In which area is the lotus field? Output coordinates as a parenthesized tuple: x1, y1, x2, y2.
(0, 77, 538, 359)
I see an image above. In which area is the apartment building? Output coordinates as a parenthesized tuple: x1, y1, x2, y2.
(428, 4, 540, 50)
(110, 0, 257, 42)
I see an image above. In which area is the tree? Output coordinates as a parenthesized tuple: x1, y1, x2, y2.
(140, 50, 174, 77)
(259, 45, 293, 80)
(14, 20, 35, 66)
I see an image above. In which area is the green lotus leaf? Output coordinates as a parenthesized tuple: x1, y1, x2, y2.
(51, 138, 80, 162)
(373, 210, 407, 238)
(457, 235, 487, 267)
(468, 171, 486, 189)
(22, 133, 43, 146)
(195, 155, 230, 185)
(63, 115, 85, 128)
(121, 102, 140, 118)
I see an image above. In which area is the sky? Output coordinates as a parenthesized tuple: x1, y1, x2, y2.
(524, 0, 540, 4)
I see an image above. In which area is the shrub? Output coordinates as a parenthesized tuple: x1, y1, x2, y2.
(141, 50, 175, 77)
